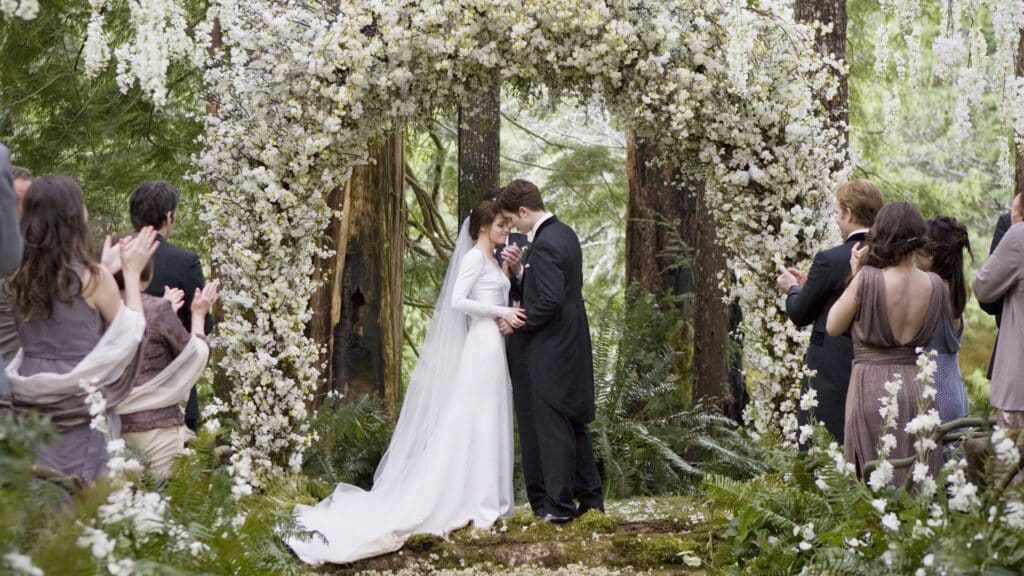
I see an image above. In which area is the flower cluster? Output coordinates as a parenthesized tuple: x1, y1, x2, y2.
(0, 0, 37, 20)
(882, 0, 1024, 174)
(22, 0, 841, 472)
(188, 0, 845, 474)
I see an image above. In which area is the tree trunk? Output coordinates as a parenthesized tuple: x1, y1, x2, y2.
(326, 135, 406, 416)
(625, 133, 731, 405)
(795, 0, 848, 153)
(458, 70, 501, 223)
(1016, 30, 1024, 199)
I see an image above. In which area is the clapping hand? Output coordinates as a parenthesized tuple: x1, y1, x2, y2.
(100, 235, 126, 274)
(121, 226, 159, 277)
(163, 287, 185, 312)
(191, 281, 220, 317)
(775, 265, 798, 293)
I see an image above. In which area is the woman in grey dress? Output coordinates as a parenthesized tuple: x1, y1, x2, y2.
(827, 202, 945, 486)
(919, 216, 970, 425)
(5, 176, 155, 482)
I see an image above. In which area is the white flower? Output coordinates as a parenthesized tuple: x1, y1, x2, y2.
(881, 512, 900, 531)
(1004, 501, 1024, 530)
(871, 498, 887, 514)
(77, 526, 115, 560)
(869, 460, 894, 492)
(4, 552, 43, 576)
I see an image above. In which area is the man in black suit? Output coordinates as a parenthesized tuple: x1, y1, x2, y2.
(129, 181, 213, 431)
(980, 210, 1012, 379)
(497, 179, 602, 523)
(482, 187, 545, 515)
(776, 180, 884, 444)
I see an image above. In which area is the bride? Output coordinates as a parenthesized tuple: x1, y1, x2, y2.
(287, 199, 527, 565)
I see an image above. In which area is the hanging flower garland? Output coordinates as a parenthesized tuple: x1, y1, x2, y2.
(18, 0, 843, 478)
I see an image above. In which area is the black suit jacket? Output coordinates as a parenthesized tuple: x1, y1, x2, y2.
(521, 217, 595, 423)
(145, 235, 213, 333)
(784, 232, 867, 443)
(981, 212, 1012, 378)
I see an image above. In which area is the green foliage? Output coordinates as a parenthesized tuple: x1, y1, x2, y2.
(302, 394, 394, 491)
(590, 293, 765, 499)
(0, 0, 208, 252)
(702, 426, 1024, 575)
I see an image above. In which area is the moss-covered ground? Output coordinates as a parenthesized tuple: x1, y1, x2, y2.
(319, 497, 720, 575)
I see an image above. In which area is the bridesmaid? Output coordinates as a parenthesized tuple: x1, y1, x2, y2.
(6, 176, 155, 482)
(827, 202, 945, 486)
(919, 216, 971, 425)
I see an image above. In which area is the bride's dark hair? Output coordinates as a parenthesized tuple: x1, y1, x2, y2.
(469, 199, 501, 241)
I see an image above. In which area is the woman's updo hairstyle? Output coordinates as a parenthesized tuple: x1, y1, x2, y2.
(924, 216, 972, 318)
(469, 199, 501, 241)
(863, 201, 927, 269)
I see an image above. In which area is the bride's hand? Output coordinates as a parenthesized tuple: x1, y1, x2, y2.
(503, 308, 526, 329)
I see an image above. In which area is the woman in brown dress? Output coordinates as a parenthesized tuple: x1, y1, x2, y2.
(827, 201, 945, 486)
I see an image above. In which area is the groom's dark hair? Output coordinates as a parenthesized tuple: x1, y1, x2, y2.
(497, 179, 544, 212)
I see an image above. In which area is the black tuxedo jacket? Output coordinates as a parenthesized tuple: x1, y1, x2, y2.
(784, 231, 867, 442)
(981, 212, 1012, 378)
(520, 217, 595, 423)
(145, 235, 213, 332)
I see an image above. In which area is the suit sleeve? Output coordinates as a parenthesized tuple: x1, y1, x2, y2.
(785, 251, 833, 328)
(452, 249, 510, 318)
(0, 145, 22, 277)
(979, 214, 1011, 317)
(974, 226, 1022, 304)
(523, 241, 565, 332)
(182, 253, 214, 334)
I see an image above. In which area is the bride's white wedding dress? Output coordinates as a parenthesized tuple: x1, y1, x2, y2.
(287, 220, 515, 565)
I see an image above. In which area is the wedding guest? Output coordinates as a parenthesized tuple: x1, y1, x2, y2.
(129, 181, 212, 432)
(979, 207, 1014, 380)
(827, 201, 945, 485)
(973, 193, 1024, 429)
(6, 176, 156, 482)
(0, 145, 23, 403)
(108, 232, 218, 475)
(919, 216, 971, 424)
(776, 180, 883, 443)
(0, 165, 31, 367)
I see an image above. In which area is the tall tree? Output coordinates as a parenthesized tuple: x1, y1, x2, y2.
(625, 135, 731, 405)
(312, 135, 406, 415)
(795, 0, 848, 153)
(457, 70, 501, 222)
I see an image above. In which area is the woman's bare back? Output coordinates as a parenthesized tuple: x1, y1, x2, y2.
(881, 265, 935, 345)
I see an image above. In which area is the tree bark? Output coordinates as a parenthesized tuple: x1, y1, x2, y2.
(1016, 30, 1024, 200)
(458, 69, 501, 223)
(795, 0, 848, 152)
(625, 133, 731, 405)
(324, 135, 406, 416)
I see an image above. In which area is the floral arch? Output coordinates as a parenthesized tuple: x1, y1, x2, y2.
(187, 0, 845, 487)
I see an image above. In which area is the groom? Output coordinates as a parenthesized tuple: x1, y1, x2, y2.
(497, 179, 603, 523)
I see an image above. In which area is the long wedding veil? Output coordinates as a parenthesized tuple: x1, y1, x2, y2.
(370, 218, 474, 489)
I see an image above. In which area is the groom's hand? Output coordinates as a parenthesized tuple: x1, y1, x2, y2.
(501, 245, 523, 275)
(497, 318, 515, 335)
